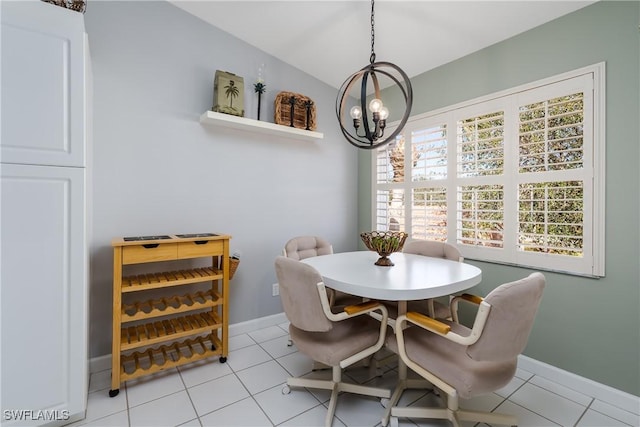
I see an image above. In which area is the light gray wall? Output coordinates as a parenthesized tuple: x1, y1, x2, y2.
(359, 1, 639, 395)
(85, 1, 359, 358)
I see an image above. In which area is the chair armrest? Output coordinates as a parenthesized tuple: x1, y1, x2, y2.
(397, 303, 490, 346)
(460, 293, 484, 304)
(450, 293, 484, 323)
(344, 300, 382, 315)
(316, 282, 388, 324)
(406, 312, 451, 335)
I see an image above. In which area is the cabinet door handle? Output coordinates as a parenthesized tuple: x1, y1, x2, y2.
(194, 241, 208, 245)
(142, 244, 159, 249)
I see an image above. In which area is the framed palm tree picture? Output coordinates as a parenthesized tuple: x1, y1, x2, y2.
(212, 70, 245, 117)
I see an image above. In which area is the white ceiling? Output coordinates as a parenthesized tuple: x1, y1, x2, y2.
(170, 0, 597, 90)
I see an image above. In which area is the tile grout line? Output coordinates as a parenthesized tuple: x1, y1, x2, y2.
(572, 397, 595, 427)
(228, 339, 290, 427)
(506, 374, 565, 426)
(176, 364, 203, 427)
(582, 398, 636, 427)
(229, 360, 278, 427)
(500, 399, 563, 427)
(124, 380, 131, 427)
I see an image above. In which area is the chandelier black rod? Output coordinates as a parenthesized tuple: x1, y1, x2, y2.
(370, 0, 376, 64)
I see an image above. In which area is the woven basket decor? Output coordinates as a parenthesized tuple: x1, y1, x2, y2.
(274, 91, 317, 131)
(216, 256, 240, 280)
(229, 258, 240, 280)
(42, 0, 86, 13)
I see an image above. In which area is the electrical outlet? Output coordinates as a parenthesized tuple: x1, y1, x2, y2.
(272, 283, 279, 297)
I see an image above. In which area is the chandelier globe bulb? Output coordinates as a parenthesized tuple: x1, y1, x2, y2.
(379, 106, 389, 120)
(369, 98, 383, 113)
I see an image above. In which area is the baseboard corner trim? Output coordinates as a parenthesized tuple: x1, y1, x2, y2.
(518, 354, 639, 415)
(228, 312, 288, 336)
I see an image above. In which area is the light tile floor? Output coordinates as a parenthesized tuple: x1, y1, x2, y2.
(73, 323, 639, 427)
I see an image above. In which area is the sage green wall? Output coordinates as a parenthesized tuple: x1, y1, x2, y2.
(358, 1, 640, 396)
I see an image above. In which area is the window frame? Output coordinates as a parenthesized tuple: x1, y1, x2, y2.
(371, 63, 605, 277)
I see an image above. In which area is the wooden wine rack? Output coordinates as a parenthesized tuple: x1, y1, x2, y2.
(110, 233, 231, 397)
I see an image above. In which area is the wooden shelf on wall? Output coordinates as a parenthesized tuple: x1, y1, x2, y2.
(199, 111, 323, 141)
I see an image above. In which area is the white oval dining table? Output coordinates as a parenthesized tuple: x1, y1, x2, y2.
(301, 250, 483, 427)
(301, 250, 482, 302)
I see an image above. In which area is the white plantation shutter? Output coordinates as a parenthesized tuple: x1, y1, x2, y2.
(409, 123, 448, 240)
(517, 90, 586, 259)
(518, 181, 584, 256)
(376, 189, 405, 232)
(511, 74, 597, 274)
(371, 63, 604, 276)
(454, 107, 506, 252)
(457, 111, 505, 178)
(411, 186, 447, 240)
(458, 185, 504, 248)
(518, 92, 584, 172)
(376, 144, 394, 184)
(411, 125, 447, 181)
(375, 135, 407, 231)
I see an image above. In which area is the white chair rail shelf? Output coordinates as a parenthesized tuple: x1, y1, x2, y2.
(200, 110, 324, 141)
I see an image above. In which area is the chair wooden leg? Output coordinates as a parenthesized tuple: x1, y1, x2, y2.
(325, 382, 339, 427)
(287, 376, 333, 391)
(340, 382, 390, 398)
(392, 406, 451, 421)
(381, 361, 408, 427)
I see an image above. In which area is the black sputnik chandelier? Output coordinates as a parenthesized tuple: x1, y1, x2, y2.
(336, 0, 413, 150)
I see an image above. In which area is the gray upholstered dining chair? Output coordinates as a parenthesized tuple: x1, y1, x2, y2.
(385, 272, 546, 427)
(275, 256, 390, 427)
(282, 235, 333, 260)
(402, 239, 464, 320)
(403, 239, 464, 262)
(283, 235, 361, 307)
(282, 235, 334, 346)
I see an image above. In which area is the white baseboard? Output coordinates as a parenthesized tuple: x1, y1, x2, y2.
(89, 353, 111, 374)
(228, 312, 288, 337)
(90, 311, 638, 415)
(517, 355, 639, 415)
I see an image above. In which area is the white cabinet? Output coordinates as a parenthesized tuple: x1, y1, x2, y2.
(1, 1, 89, 425)
(0, 164, 87, 424)
(1, 1, 86, 167)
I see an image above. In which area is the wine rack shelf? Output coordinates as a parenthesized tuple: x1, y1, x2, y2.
(122, 289, 221, 322)
(121, 335, 223, 382)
